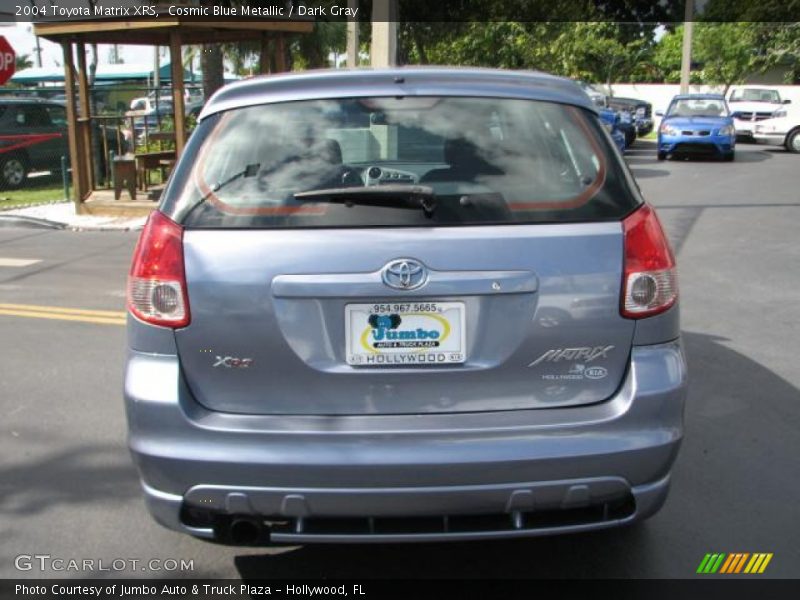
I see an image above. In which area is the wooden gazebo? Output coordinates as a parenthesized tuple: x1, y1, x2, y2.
(34, 15, 312, 215)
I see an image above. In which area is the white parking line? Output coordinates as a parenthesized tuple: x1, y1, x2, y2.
(0, 258, 42, 267)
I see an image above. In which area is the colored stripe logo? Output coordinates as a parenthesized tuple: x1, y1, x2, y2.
(697, 553, 773, 574)
(0, 133, 63, 154)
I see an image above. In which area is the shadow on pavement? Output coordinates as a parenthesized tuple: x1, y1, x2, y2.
(230, 331, 800, 579)
(665, 150, 772, 163)
(628, 167, 670, 179)
(624, 155, 658, 164)
(0, 442, 140, 515)
(233, 523, 652, 579)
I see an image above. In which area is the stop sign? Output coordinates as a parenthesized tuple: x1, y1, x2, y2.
(0, 37, 16, 86)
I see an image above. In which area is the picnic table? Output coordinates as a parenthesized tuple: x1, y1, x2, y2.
(135, 150, 177, 191)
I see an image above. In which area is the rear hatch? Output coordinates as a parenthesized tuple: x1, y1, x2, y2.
(164, 94, 642, 415)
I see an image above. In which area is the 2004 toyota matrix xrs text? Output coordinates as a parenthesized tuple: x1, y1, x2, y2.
(124, 68, 687, 545)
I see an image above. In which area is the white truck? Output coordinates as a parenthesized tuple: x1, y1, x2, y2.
(727, 87, 791, 141)
(752, 104, 800, 153)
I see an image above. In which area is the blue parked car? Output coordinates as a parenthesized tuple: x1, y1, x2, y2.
(599, 107, 627, 153)
(657, 94, 736, 161)
(615, 108, 638, 148)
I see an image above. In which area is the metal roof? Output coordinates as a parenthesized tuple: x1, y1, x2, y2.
(199, 67, 598, 120)
(11, 63, 198, 84)
(33, 17, 312, 46)
(0, 96, 64, 105)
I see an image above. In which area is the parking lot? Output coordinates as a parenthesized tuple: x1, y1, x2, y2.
(1, 141, 798, 579)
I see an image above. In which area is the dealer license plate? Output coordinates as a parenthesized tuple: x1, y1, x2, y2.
(345, 302, 466, 366)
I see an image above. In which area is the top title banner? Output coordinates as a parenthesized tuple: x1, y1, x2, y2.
(4, 0, 800, 23)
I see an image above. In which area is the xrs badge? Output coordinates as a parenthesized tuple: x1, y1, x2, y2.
(213, 356, 253, 369)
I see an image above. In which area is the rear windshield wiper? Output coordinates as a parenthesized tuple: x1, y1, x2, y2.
(180, 163, 260, 222)
(294, 184, 437, 218)
(201, 163, 261, 202)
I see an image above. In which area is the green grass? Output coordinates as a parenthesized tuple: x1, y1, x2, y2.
(0, 175, 69, 210)
(642, 131, 657, 140)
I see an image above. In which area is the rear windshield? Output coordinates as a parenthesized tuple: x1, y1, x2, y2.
(163, 96, 641, 228)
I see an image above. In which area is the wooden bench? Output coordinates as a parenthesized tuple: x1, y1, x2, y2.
(113, 156, 137, 200)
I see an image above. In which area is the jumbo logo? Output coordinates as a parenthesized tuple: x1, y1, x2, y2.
(361, 313, 449, 352)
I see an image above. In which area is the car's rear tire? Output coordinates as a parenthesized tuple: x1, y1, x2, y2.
(722, 152, 735, 162)
(786, 129, 800, 154)
(657, 151, 667, 161)
(0, 155, 29, 190)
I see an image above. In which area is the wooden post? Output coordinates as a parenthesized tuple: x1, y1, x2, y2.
(169, 31, 187, 156)
(61, 42, 84, 210)
(274, 33, 287, 72)
(76, 42, 93, 193)
(260, 33, 270, 74)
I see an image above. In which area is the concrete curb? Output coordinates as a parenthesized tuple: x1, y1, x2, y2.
(0, 215, 67, 230)
(0, 214, 144, 231)
(0, 199, 70, 211)
(66, 223, 145, 232)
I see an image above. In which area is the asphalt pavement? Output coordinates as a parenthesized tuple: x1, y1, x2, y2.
(1, 141, 799, 579)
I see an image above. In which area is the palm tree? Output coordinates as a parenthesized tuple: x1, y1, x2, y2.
(201, 45, 225, 99)
(15, 53, 34, 71)
(294, 22, 347, 69)
(183, 45, 198, 79)
(199, 0, 227, 97)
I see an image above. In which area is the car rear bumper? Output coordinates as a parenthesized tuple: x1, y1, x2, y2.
(125, 340, 687, 543)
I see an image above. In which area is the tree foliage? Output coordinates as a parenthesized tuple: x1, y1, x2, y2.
(760, 23, 800, 83)
(649, 23, 793, 91)
(291, 22, 347, 70)
(15, 53, 34, 71)
(188, 0, 800, 88)
(402, 21, 659, 84)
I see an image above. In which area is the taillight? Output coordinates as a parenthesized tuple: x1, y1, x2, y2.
(621, 204, 677, 319)
(127, 211, 190, 328)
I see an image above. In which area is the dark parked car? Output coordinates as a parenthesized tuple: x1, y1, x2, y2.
(607, 96, 654, 139)
(0, 97, 72, 189)
(0, 97, 120, 189)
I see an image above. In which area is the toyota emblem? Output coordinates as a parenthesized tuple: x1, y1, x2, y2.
(381, 259, 427, 290)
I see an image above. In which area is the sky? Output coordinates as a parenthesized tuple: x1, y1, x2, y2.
(0, 22, 165, 70)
